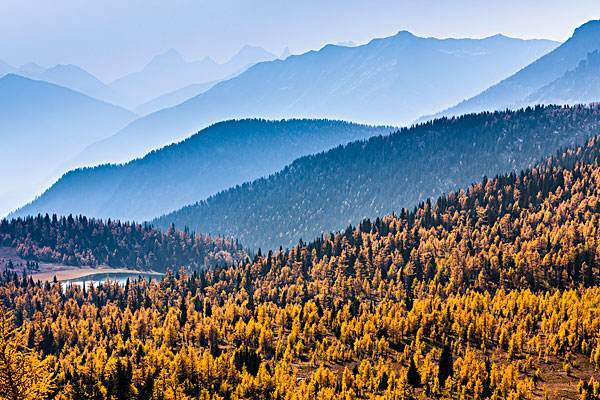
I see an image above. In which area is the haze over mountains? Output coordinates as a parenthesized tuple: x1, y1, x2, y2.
(527, 50, 600, 105)
(9, 20, 600, 228)
(432, 20, 600, 119)
(0, 45, 278, 111)
(13, 120, 391, 221)
(71, 31, 557, 167)
(153, 105, 600, 250)
(13, 63, 127, 107)
(109, 45, 278, 108)
(0, 59, 13, 76)
(0, 74, 136, 217)
(132, 80, 219, 116)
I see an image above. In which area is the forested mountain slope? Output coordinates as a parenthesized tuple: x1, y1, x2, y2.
(74, 32, 556, 166)
(1, 136, 599, 399)
(155, 105, 600, 250)
(12, 120, 391, 221)
(0, 215, 244, 271)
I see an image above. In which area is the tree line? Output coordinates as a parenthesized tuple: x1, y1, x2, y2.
(0, 215, 244, 272)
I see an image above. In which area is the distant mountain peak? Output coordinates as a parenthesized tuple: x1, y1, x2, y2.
(394, 30, 417, 39)
(149, 48, 186, 66)
(228, 45, 275, 63)
(18, 62, 45, 76)
(45, 63, 88, 74)
(1, 72, 23, 81)
(573, 19, 600, 37)
(485, 33, 510, 40)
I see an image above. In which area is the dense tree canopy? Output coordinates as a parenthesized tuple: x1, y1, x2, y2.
(155, 105, 600, 250)
(14, 119, 391, 222)
(0, 216, 244, 271)
(0, 136, 598, 399)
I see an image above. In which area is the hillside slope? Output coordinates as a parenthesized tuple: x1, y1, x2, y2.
(132, 80, 218, 116)
(74, 32, 557, 166)
(17, 64, 128, 107)
(2, 136, 599, 399)
(526, 50, 600, 105)
(431, 20, 600, 119)
(154, 105, 600, 250)
(12, 120, 391, 221)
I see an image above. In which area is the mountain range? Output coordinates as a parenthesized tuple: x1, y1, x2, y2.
(152, 105, 600, 250)
(0, 45, 278, 111)
(69, 31, 557, 167)
(108, 45, 278, 108)
(526, 50, 600, 105)
(13, 63, 126, 107)
(12, 120, 391, 222)
(132, 80, 219, 116)
(0, 74, 137, 217)
(430, 20, 600, 120)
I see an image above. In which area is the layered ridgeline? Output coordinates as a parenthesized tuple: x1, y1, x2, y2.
(155, 105, 600, 250)
(432, 20, 600, 120)
(0, 215, 244, 271)
(110, 46, 278, 109)
(527, 50, 600, 105)
(2, 137, 599, 399)
(12, 63, 127, 108)
(0, 74, 137, 217)
(12, 120, 391, 221)
(72, 32, 557, 166)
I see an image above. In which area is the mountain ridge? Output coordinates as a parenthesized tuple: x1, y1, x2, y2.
(0, 74, 137, 217)
(73, 31, 558, 167)
(152, 105, 600, 250)
(425, 20, 600, 121)
(109, 45, 277, 107)
(12, 119, 392, 221)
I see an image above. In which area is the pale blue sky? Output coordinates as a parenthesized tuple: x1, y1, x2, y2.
(1, 0, 598, 81)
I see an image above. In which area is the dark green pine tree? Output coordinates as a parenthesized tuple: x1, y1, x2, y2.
(438, 343, 454, 387)
(179, 297, 188, 327)
(407, 357, 421, 387)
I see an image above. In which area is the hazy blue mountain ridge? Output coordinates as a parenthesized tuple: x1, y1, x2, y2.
(429, 20, 600, 120)
(16, 63, 129, 107)
(12, 119, 391, 221)
(73, 31, 558, 167)
(526, 50, 600, 105)
(0, 74, 137, 216)
(152, 105, 600, 250)
(109, 45, 277, 107)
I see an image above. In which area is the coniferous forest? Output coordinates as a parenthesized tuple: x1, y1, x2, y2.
(3, 14, 600, 400)
(0, 216, 244, 271)
(154, 105, 600, 250)
(1, 135, 598, 399)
